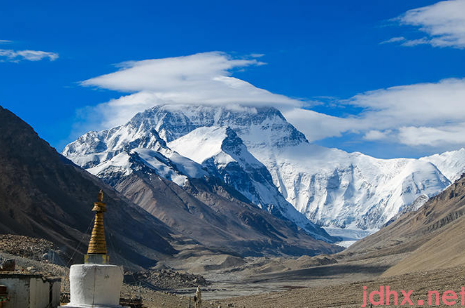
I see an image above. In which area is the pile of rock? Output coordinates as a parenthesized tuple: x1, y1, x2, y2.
(0, 235, 57, 261)
(125, 269, 209, 290)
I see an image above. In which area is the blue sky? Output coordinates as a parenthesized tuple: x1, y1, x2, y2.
(1, 0, 465, 158)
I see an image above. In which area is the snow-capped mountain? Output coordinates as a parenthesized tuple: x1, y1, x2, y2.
(63, 120, 206, 186)
(168, 126, 328, 239)
(420, 148, 465, 183)
(63, 104, 465, 239)
(63, 106, 333, 241)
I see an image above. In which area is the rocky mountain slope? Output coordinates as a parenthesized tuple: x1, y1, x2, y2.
(0, 106, 181, 268)
(115, 171, 340, 256)
(63, 104, 465, 239)
(63, 117, 341, 254)
(168, 126, 323, 238)
(347, 173, 465, 276)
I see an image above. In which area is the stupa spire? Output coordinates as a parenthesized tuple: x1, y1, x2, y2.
(85, 189, 109, 264)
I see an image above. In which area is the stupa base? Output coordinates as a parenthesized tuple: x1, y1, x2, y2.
(68, 264, 124, 307)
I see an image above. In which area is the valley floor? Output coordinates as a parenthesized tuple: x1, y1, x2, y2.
(117, 248, 465, 308)
(134, 264, 465, 308)
(209, 264, 465, 308)
(3, 234, 465, 308)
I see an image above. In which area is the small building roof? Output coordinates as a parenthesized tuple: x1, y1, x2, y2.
(0, 271, 61, 282)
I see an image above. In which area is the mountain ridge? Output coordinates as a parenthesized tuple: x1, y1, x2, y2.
(63, 104, 465, 240)
(346, 173, 465, 277)
(0, 105, 179, 268)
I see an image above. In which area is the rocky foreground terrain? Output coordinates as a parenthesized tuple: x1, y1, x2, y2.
(3, 233, 465, 308)
(0, 235, 205, 306)
(0, 234, 63, 262)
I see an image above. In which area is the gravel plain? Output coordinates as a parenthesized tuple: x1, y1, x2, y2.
(4, 234, 465, 308)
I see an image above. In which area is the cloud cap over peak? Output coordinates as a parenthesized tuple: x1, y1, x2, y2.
(80, 52, 302, 129)
(83, 52, 267, 92)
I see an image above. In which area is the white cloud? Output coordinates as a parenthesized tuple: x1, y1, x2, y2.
(288, 78, 465, 149)
(0, 49, 59, 62)
(83, 52, 265, 92)
(401, 37, 430, 47)
(343, 78, 465, 148)
(399, 123, 465, 146)
(88, 92, 168, 129)
(363, 130, 392, 141)
(380, 37, 406, 44)
(347, 78, 465, 127)
(81, 52, 302, 129)
(386, 0, 465, 49)
(0, 40, 12, 44)
(282, 108, 360, 142)
(286, 77, 465, 148)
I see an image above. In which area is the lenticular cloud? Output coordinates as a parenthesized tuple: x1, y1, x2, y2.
(80, 52, 302, 129)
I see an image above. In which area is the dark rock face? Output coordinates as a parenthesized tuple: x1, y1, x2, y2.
(0, 106, 177, 268)
(114, 171, 342, 257)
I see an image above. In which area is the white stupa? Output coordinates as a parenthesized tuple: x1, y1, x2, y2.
(66, 190, 125, 308)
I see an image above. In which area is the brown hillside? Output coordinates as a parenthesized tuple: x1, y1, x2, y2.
(0, 106, 177, 268)
(347, 172, 465, 276)
(115, 169, 342, 257)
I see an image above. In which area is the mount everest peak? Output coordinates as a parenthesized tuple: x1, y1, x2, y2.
(63, 104, 465, 243)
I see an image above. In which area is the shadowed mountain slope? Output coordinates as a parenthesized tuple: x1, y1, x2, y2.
(115, 167, 342, 256)
(0, 106, 178, 268)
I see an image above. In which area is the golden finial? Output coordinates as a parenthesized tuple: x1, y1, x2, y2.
(85, 189, 109, 264)
(98, 189, 104, 202)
